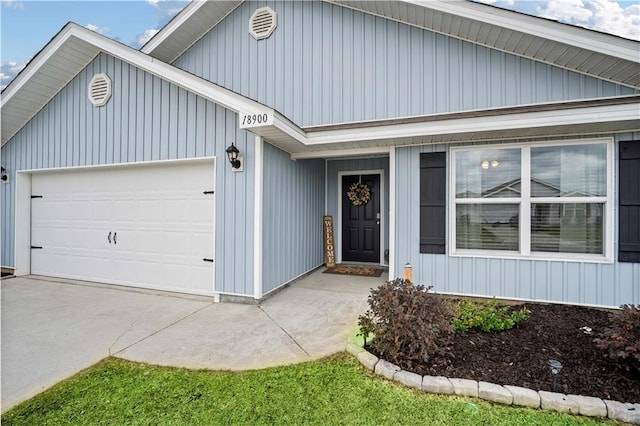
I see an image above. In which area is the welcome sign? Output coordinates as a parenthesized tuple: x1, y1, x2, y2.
(323, 215, 336, 268)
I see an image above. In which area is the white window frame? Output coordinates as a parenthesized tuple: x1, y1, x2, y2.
(449, 137, 614, 263)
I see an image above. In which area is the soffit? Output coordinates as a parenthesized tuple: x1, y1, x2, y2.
(253, 97, 640, 156)
(1, 23, 269, 146)
(1, 29, 100, 144)
(330, 0, 640, 89)
(143, 0, 639, 88)
(141, 1, 242, 63)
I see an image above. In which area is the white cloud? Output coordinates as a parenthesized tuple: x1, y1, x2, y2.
(479, 0, 515, 5)
(134, 29, 160, 48)
(1, 0, 25, 9)
(147, 0, 160, 5)
(85, 24, 110, 35)
(538, 0, 640, 40)
(1, 61, 26, 90)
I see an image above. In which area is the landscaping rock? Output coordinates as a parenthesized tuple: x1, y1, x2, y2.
(422, 376, 454, 394)
(449, 378, 478, 398)
(356, 351, 378, 371)
(504, 385, 540, 408)
(539, 391, 579, 414)
(394, 370, 422, 390)
(566, 394, 606, 417)
(345, 342, 365, 356)
(604, 400, 640, 425)
(374, 359, 400, 380)
(478, 382, 512, 405)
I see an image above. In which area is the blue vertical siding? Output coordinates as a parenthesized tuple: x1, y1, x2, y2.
(173, 1, 638, 127)
(393, 134, 640, 307)
(0, 53, 255, 296)
(262, 142, 325, 293)
(326, 157, 390, 263)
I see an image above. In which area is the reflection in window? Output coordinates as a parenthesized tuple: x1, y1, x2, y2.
(531, 144, 606, 197)
(452, 141, 609, 258)
(456, 205, 519, 251)
(531, 203, 603, 254)
(456, 148, 521, 198)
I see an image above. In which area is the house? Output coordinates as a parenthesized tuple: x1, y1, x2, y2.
(1, 1, 638, 308)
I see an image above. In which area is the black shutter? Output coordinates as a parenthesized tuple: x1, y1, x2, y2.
(619, 141, 640, 263)
(420, 152, 446, 254)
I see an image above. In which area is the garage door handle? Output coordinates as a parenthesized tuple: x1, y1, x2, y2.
(203, 258, 214, 263)
(107, 232, 111, 244)
(113, 232, 117, 244)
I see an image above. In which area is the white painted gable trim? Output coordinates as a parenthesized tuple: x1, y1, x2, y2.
(407, 0, 638, 63)
(141, 0, 205, 55)
(142, 1, 243, 63)
(1, 23, 271, 145)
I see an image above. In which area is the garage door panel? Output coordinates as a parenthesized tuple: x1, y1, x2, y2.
(30, 160, 215, 295)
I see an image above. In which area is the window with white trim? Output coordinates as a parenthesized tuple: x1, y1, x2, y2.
(451, 139, 612, 261)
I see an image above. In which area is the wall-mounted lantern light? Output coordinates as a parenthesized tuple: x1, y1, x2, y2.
(226, 143, 242, 170)
(1, 167, 8, 183)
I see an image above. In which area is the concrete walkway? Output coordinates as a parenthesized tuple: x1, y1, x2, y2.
(1, 268, 385, 412)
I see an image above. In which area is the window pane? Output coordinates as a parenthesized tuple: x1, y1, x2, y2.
(531, 144, 606, 197)
(456, 204, 519, 251)
(531, 203, 603, 254)
(456, 149, 521, 198)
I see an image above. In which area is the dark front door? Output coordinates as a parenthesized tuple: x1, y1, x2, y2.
(342, 174, 380, 263)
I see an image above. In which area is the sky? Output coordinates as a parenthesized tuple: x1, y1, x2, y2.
(1, 0, 639, 90)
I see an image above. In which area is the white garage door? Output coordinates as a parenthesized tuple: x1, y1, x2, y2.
(30, 160, 215, 295)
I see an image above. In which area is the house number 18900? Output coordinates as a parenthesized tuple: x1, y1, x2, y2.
(241, 113, 268, 126)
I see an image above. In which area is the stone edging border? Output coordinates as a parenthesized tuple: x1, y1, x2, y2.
(346, 343, 640, 425)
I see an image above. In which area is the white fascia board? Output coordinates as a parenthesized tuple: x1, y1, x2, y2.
(140, 1, 205, 54)
(2, 23, 271, 146)
(2, 23, 269, 124)
(301, 103, 640, 146)
(409, 0, 639, 63)
(272, 111, 308, 143)
(291, 147, 390, 160)
(83, 31, 265, 115)
(1, 24, 80, 108)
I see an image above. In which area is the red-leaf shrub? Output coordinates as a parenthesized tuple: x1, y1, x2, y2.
(358, 279, 453, 374)
(595, 304, 640, 372)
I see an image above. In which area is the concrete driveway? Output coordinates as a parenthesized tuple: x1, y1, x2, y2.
(1, 269, 384, 412)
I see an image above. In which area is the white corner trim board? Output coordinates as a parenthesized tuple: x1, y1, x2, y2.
(253, 135, 264, 300)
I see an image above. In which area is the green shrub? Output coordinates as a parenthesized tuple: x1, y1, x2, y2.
(452, 298, 530, 332)
(595, 304, 640, 372)
(358, 279, 453, 371)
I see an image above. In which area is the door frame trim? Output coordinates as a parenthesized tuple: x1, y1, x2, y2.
(15, 157, 216, 296)
(337, 169, 385, 265)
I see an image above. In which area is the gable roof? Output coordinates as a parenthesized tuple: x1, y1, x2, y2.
(141, 1, 242, 63)
(0, 22, 270, 145)
(143, 0, 640, 89)
(2, 3, 638, 156)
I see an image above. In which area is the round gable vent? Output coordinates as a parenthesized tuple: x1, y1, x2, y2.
(249, 7, 277, 40)
(88, 73, 112, 107)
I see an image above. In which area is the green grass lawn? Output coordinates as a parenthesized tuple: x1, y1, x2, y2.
(2, 353, 613, 425)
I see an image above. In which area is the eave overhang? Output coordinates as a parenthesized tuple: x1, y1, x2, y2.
(246, 96, 640, 158)
(141, 1, 242, 63)
(143, 0, 640, 89)
(0, 23, 271, 146)
(331, 0, 640, 89)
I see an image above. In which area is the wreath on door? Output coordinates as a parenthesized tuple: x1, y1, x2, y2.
(347, 182, 371, 206)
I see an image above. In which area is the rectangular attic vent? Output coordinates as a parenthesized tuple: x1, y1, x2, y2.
(249, 7, 277, 40)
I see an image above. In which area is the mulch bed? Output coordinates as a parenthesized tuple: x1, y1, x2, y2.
(371, 303, 640, 403)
